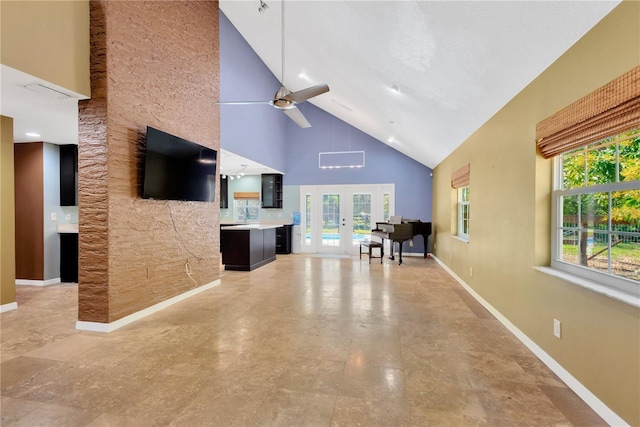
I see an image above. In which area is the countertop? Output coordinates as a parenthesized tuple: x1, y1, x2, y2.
(57, 224, 79, 234)
(221, 224, 282, 231)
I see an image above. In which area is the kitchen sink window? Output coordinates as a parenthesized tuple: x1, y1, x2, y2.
(235, 199, 261, 222)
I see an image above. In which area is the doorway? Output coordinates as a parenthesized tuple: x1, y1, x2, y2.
(300, 184, 394, 255)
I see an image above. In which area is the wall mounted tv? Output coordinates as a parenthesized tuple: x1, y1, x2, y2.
(142, 126, 217, 202)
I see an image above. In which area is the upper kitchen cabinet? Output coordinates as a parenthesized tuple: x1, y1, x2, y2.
(261, 173, 283, 208)
(220, 175, 229, 209)
(59, 144, 78, 206)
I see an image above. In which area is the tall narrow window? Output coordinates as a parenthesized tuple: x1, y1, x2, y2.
(305, 194, 312, 245)
(458, 186, 470, 239)
(452, 164, 470, 240)
(383, 193, 390, 222)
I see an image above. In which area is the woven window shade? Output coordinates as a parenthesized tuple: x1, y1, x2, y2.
(233, 192, 259, 200)
(536, 66, 640, 159)
(451, 164, 470, 188)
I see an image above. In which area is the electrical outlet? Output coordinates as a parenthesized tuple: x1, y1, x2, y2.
(51, 212, 57, 221)
(65, 213, 71, 221)
(553, 319, 561, 339)
(470, 267, 473, 277)
(409, 240, 414, 247)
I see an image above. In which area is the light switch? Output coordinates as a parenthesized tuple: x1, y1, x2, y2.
(51, 212, 57, 221)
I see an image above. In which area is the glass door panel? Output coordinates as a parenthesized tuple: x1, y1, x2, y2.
(322, 193, 341, 248)
(352, 193, 372, 248)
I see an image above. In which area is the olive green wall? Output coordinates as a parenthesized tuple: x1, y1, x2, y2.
(1, 116, 16, 307)
(0, 0, 90, 97)
(432, 3, 639, 425)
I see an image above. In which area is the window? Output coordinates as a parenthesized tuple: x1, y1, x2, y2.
(451, 163, 470, 240)
(536, 66, 640, 300)
(305, 194, 311, 245)
(234, 199, 260, 222)
(458, 186, 470, 239)
(383, 193, 390, 222)
(552, 129, 639, 293)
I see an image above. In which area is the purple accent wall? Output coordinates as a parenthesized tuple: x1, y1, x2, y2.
(284, 104, 432, 221)
(220, 11, 433, 253)
(220, 11, 288, 172)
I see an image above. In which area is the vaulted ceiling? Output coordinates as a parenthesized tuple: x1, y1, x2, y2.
(220, 0, 620, 168)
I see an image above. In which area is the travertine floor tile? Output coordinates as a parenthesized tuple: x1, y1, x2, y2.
(1, 255, 607, 426)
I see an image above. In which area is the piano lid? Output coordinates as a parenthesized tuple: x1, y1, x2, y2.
(389, 215, 402, 224)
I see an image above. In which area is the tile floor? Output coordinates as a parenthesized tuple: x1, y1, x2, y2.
(1, 254, 606, 426)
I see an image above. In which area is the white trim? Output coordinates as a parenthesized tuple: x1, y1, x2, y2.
(431, 255, 629, 427)
(452, 235, 469, 243)
(535, 266, 640, 308)
(0, 302, 18, 313)
(76, 279, 221, 333)
(16, 278, 62, 287)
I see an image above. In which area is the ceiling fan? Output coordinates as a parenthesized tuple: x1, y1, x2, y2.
(216, 0, 330, 128)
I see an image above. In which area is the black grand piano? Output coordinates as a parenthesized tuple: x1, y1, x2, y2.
(372, 216, 432, 265)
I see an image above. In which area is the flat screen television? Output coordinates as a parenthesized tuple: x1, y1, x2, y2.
(142, 126, 217, 202)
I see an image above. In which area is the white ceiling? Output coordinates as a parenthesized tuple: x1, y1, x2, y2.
(220, 0, 620, 168)
(1, 1, 619, 171)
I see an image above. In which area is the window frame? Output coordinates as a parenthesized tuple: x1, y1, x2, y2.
(457, 185, 470, 241)
(551, 151, 639, 299)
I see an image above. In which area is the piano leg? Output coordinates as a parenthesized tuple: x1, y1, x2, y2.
(421, 233, 428, 258)
(389, 240, 395, 261)
(398, 242, 403, 265)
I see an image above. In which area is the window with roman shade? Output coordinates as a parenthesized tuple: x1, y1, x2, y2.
(537, 66, 640, 304)
(452, 164, 470, 240)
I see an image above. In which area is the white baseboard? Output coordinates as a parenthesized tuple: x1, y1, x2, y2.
(431, 255, 628, 427)
(16, 278, 62, 287)
(76, 279, 221, 333)
(0, 302, 18, 313)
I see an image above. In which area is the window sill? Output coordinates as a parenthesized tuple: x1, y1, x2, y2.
(534, 266, 640, 308)
(452, 235, 469, 243)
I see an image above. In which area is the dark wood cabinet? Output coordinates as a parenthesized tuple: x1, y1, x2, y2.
(59, 144, 78, 206)
(221, 227, 277, 271)
(220, 175, 228, 209)
(261, 173, 283, 208)
(275, 224, 292, 254)
(60, 233, 78, 283)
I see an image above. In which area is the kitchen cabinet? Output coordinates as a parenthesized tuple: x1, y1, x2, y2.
(261, 174, 283, 208)
(221, 225, 277, 271)
(276, 224, 292, 254)
(60, 232, 78, 282)
(220, 175, 228, 209)
(59, 144, 78, 206)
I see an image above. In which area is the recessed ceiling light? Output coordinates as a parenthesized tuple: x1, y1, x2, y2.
(26, 132, 41, 137)
(389, 121, 396, 126)
(388, 137, 395, 143)
(298, 72, 311, 82)
(389, 85, 401, 94)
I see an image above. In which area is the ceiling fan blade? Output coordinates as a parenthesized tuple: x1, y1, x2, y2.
(283, 107, 311, 128)
(215, 101, 271, 105)
(285, 83, 330, 104)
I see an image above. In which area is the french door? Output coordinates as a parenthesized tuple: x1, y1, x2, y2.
(300, 184, 394, 255)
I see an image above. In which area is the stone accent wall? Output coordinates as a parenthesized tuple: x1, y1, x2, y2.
(78, 0, 220, 323)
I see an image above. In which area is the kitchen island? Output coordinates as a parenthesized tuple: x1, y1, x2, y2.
(220, 224, 279, 271)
